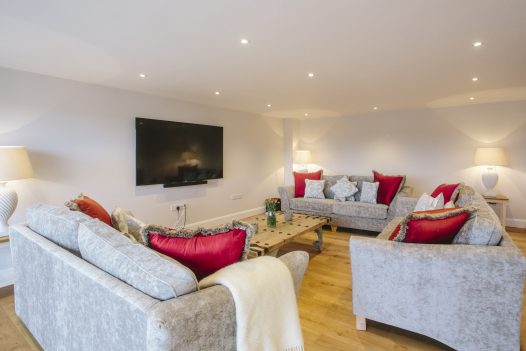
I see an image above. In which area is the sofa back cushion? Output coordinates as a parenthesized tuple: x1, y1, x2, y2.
(26, 203, 92, 252)
(452, 192, 503, 245)
(78, 220, 197, 300)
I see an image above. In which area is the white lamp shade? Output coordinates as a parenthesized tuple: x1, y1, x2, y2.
(0, 146, 34, 182)
(294, 150, 312, 164)
(474, 147, 508, 166)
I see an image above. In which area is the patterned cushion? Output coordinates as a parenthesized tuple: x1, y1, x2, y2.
(26, 203, 92, 252)
(304, 179, 325, 199)
(322, 175, 347, 199)
(78, 220, 197, 300)
(289, 198, 339, 213)
(111, 207, 146, 244)
(452, 193, 503, 245)
(359, 182, 379, 204)
(350, 175, 374, 200)
(414, 193, 444, 211)
(333, 201, 388, 219)
(330, 177, 358, 201)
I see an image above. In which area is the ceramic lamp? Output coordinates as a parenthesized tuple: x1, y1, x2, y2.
(474, 147, 508, 197)
(294, 150, 312, 173)
(0, 146, 34, 235)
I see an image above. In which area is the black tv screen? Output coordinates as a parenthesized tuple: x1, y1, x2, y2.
(135, 117, 223, 186)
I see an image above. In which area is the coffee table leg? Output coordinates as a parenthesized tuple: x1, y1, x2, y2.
(314, 227, 323, 251)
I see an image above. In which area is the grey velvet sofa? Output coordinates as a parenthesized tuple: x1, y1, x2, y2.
(350, 185, 526, 351)
(279, 175, 415, 232)
(9, 205, 309, 351)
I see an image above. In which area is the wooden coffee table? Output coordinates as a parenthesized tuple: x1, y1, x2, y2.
(242, 212, 329, 257)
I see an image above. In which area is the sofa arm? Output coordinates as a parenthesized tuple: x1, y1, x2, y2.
(349, 236, 526, 351)
(278, 251, 309, 296)
(278, 185, 295, 211)
(147, 251, 309, 350)
(387, 189, 417, 219)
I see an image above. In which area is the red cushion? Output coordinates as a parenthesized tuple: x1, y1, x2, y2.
(72, 195, 111, 225)
(389, 208, 472, 244)
(431, 183, 461, 203)
(147, 228, 248, 280)
(373, 171, 405, 205)
(293, 170, 322, 197)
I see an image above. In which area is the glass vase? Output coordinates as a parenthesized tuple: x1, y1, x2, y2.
(266, 209, 277, 228)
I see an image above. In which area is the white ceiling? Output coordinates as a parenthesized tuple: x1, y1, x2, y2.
(1, 0, 525, 119)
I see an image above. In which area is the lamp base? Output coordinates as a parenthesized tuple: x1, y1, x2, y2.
(481, 167, 499, 198)
(0, 183, 18, 236)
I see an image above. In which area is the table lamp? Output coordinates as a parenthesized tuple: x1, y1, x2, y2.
(0, 146, 34, 235)
(294, 150, 312, 173)
(474, 147, 508, 197)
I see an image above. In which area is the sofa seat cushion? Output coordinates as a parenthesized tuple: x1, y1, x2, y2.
(78, 220, 198, 300)
(26, 203, 93, 252)
(289, 198, 340, 213)
(333, 201, 388, 219)
(453, 193, 503, 245)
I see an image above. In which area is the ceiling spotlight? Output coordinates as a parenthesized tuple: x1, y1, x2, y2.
(240, 38, 249, 45)
(215, 91, 220, 95)
(304, 113, 309, 117)
(473, 41, 482, 47)
(307, 73, 314, 78)
(267, 104, 272, 107)
(373, 106, 378, 110)
(469, 96, 475, 101)
(139, 73, 147, 78)
(472, 77, 479, 82)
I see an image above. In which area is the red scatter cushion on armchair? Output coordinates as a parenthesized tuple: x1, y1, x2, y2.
(293, 170, 323, 197)
(373, 170, 405, 205)
(431, 183, 461, 203)
(389, 207, 476, 244)
(143, 221, 254, 280)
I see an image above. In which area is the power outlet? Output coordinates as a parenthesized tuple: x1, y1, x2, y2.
(230, 193, 243, 200)
(170, 203, 186, 212)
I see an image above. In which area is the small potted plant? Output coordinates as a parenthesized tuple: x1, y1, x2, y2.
(265, 198, 279, 228)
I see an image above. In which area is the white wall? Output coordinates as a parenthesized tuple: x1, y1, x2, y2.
(0, 67, 284, 228)
(297, 101, 526, 228)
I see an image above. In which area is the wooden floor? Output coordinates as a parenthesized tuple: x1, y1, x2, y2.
(0, 228, 525, 350)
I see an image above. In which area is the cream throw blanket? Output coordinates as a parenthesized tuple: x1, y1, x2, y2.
(199, 256, 304, 351)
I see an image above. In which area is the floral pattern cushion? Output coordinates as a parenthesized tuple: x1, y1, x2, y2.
(360, 182, 379, 204)
(304, 179, 326, 199)
(330, 176, 359, 202)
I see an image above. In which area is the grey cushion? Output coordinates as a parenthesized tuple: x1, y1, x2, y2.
(322, 175, 347, 199)
(350, 175, 374, 199)
(78, 220, 198, 300)
(453, 193, 503, 245)
(333, 201, 388, 219)
(289, 197, 340, 213)
(26, 203, 92, 252)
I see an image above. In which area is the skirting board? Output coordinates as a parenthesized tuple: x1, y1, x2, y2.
(507, 218, 526, 229)
(188, 206, 265, 228)
(0, 267, 14, 288)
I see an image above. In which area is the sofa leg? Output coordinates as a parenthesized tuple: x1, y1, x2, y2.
(355, 316, 366, 331)
(331, 225, 338, 232)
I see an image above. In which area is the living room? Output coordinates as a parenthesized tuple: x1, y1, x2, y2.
(1, 1, 525, 350)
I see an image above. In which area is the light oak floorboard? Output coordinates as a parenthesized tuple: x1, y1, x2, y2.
(1, 228, 525, 350)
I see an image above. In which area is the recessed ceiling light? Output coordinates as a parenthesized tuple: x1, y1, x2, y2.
(472, 77, 479, 82)
(215, 91, 220, 95)
(139, 73, 147, 78)
(267, 104, 272, 107)
(469, 96, 475, 101)
(373, 106, 378, 110)
(304, 113, 309, 117)
(240, 38, 249, 45)
(308, 73, 315, 78)
(473, 41, 482, 47)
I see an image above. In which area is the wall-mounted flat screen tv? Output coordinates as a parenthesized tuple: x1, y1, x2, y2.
(136, 117, 223, 186)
